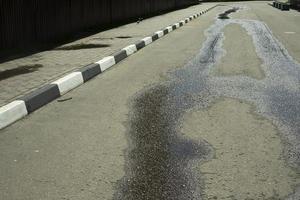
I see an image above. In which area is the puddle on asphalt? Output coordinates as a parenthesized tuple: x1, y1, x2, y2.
(0, 64, 43, 81)
(55, 43, 110, 50)
(218, 8, 238, 19)
(114, 85, 212, 200)
(115, 5, 300, 200)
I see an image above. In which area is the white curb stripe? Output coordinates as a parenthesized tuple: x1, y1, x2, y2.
(155, 30, 164, 38)
(174, 23, 180, 28)
(0, 101, 28, 129)
(96, 56, 116, 72)
(123, 45, 137, 56)
(142, 37, 153, 45)
(166, 26, 173, 33)
(52, 72, 84, 95)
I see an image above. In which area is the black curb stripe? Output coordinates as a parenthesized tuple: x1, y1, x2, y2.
(172, 25, 177, 30)
(113, 50, 127, 63)
(19, 84, 60, 113)
(78, 63, 101, 82)
(179, 22, 184, 26)
(189, 17, 193, 20)
(185, 19, 189, 23)
(135, 40, 145, 50)
(163, 29, 169, 35)
(152, 34, 159, 41)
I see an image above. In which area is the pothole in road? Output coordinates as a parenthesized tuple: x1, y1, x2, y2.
(0, 64, 43, 81)
(218, 7, 239, 19)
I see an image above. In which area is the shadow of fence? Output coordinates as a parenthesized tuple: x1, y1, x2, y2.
(0, 0, 198, 59)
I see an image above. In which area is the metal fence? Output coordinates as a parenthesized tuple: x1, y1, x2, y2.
(290, 0, 300, 9)
(0, 0, 198, 53)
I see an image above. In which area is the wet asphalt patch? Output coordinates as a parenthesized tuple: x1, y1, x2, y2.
(0, 64, 43, 81)
(114, 85, 212, 200)
(115, 6, 300, 200)
(218, 7, 238, 19)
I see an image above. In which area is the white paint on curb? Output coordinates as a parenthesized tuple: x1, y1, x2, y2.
(96, 56, 116, 72)
(155, 31, 164, 38)
(0, 100, 28, 129)
(174, 23, 180, 28)
(52, 72, 84, 95)
(166, 26, 173, 33)
(123, 45, 137, 56)
(142, 37, 153, 46)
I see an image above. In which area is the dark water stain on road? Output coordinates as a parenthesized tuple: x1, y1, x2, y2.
(218, 7, 238, 19)
(114, 85, 212, 200)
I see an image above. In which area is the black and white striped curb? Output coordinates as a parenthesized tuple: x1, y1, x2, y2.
(0, 6, 217, 130)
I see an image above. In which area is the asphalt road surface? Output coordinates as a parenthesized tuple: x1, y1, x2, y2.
(1, 1, 300, 200)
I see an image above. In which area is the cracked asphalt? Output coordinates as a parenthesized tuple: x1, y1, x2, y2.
(1, 2, 300, 200)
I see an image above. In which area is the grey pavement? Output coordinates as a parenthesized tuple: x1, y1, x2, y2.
(1, 1, 300, 200)
(0, 3, 216, 107)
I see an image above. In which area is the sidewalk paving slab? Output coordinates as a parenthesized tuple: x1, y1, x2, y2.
(0, 3, 216, 107)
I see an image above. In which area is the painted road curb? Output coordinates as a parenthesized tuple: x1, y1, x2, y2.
(0, 5, 217, 130)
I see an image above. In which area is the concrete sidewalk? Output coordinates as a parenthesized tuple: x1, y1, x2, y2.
(0, 3, 216, 107)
